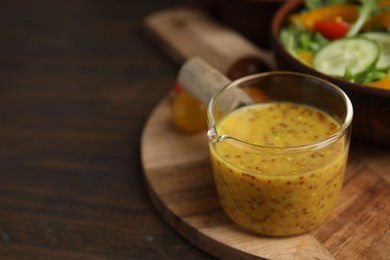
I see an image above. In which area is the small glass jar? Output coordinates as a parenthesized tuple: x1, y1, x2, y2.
(207, 71, 353, 236)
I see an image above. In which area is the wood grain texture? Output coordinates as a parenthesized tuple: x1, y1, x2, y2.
(141, 95, 390, 260)
(143, 6, 275, 75)
(0, 0, 216, 258)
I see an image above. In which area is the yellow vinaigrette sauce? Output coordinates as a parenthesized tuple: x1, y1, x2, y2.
(210, 102, 348, 236)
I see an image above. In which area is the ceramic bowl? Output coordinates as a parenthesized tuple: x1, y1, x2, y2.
(271, 0, 390, 145)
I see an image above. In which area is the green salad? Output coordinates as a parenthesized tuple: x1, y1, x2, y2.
(280, 0, 390, 88)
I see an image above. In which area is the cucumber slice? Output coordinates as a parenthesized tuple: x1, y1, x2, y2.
(362, 32, 390, 70)
(313, 37, 379, 78)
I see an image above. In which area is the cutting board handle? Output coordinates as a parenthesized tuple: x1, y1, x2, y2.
(178, 57, 231, 106)
(178, 57, 253, 112)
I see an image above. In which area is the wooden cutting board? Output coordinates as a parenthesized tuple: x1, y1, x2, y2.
(141, 6, 390, 259)
(143, 5, 276, 76)
(141, 95, 390, 259)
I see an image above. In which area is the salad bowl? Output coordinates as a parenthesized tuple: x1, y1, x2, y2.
(271, 0, 390, 145)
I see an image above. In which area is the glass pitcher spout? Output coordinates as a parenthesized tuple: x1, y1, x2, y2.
(207, 127, 228, 144)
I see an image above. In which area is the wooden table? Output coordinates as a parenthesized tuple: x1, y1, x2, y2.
(1, 0, 389, 259)
(0, 0, 214, 258)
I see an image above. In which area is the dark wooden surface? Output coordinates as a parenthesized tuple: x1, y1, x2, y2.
(0, 0, 214, 259)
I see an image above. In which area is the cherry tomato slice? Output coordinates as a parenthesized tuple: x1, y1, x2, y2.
(314, 19, 350, 40)
(174, 81, 183, 95)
